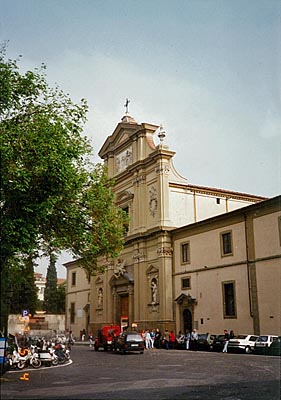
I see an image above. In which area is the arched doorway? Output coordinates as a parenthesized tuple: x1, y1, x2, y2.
(183, 308, 192, 333)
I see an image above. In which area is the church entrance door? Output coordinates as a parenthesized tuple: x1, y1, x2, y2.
(183, 308, 192, 333)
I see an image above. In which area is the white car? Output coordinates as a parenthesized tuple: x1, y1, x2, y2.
(228, 334, 259, 353)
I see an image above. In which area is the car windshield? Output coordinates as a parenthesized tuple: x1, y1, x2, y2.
(126, 334, 142, 342)
(198, 334, 207, 340)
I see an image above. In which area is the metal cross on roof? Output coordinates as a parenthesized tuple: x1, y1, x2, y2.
(124, 98, 130, 114)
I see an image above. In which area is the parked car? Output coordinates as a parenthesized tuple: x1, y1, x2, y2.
(113, 331, 144, 354)
(228, 334, 258, 353)
(211, 335, 226, 352)
(254, 335, 279, 355)
(267, 336, 281, 356)
(197, 333, 216, 351)
(94, 325, 121, 351)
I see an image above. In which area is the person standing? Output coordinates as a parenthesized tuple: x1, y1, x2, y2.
(191, 329, 198, 350)
(169, 330, 176, 349)
(185, 329, 191, 350)
(154, 328, 162, 349)
(164, 329, 170, 349)
(222, 329, 230, 353)
(145, 329, 152, 349)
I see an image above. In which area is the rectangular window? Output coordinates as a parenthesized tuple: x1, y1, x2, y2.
(222, 281, 236, 318)
(181, 242, 190, 263)
(216, 198, 221, 205)
(220, 231, 233, 256)
(181, 277, 191, 289)
(70, 302, 75, 324)
(122, 206, 129, 235)
(71, 272, 76, 286)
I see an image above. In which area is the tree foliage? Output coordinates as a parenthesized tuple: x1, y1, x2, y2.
(0, 45, 126, 332)
(0, 46, 126, 270)
(44, 253, 59, 313)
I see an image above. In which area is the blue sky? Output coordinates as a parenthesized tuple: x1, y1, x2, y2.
(1, 0, 280, 276)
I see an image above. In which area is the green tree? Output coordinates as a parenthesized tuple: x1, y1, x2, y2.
(43, 253, 59, 313)
(0, 254, 38, 331)
(0, 46, 126, 333)
(57, 281, 66, 314)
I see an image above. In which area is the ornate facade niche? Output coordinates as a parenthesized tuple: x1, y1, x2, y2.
(95, 277, 104, 311)
(148, 186, 158, 217)
(146, 265, 159, 312)
(132, 252, 146, 263)
(115, 146, 133, 173)
(157, 246, 173, 257)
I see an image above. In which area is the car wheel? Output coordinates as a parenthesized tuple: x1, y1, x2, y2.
(245, 346, 251, 354)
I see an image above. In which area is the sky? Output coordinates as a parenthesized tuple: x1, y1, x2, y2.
(1, 0, 280, 277)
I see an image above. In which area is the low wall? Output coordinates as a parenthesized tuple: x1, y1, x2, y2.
(8, 314, 65, 337)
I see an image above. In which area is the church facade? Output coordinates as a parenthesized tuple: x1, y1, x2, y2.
(64, 113, 280, 338)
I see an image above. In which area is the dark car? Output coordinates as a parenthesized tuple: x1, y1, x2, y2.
(211, 335, 226, 352)
(113, 332, 144, 354)
(254, 335, 279, 355)
(197, 333, 216, 351)
(267, 336, 281, 356)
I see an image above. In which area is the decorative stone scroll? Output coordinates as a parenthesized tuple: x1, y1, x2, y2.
(155, 165, 170, 175)
(157, 246, 173, 257)
(132, 175, 146, 185)
(149, 186, 158, 217)
(132, 252, 146, 263)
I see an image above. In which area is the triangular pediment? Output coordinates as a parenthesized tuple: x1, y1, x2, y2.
(99, 120, 140, 158)
(175, 293, 197, 305)
(95, 276, 103, 285)
(146, 265, 159, 275)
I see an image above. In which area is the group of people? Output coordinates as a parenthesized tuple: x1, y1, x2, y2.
(139, 328, 200, 350)
(222, 329, 235, 353)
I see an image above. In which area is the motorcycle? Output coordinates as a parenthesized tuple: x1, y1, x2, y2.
(8, 348, 41, 369)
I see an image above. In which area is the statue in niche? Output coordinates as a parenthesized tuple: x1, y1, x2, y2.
(98, 288, 103, 308)
(151, 278, 158, 303)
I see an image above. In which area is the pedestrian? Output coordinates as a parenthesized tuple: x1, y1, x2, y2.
(169, 330, 176, 349)
(150, 329, 155, 348)
(191, 329, 198, 350)
(89, 332, 93, 348)
(185, 329, 191, 350)
(154, 328, 162, 349)
(145, 329, 152, 349)
(222, 329, 230, 353)
(164, 329, 170, 349)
